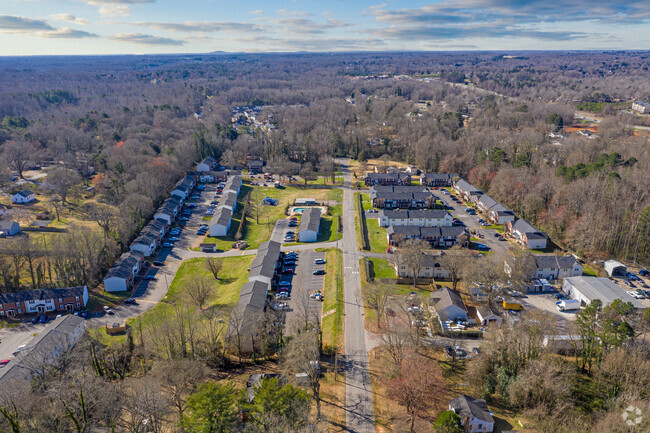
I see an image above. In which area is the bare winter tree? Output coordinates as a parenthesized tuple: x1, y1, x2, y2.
(151, 359, 206, 421)
(399, 239, 429, 286)
(79, 202, 117, 239)
(283, 329, 322, 420)
(46, 168, 81, 206)
(205, 257, 223, 281)
(2, 140, 36, 179)
(364, 280, 393, 328)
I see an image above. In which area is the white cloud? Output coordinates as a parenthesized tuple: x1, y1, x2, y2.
(99, 5, 131, 17)
(109, 32, 185, 45)
(50, 14, 89, 26)
(249, 9, 263, 15)
(0, 15, 98, 38)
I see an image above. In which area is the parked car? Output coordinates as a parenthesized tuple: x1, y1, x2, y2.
(168, 237, 180, 241)
(408, 306, 421, 313)
(445, 346, 453, 356)
(313, 269, 325, 275)
(473, 347, 481, 355)
(475, 244, 490, 251)
(639, 269, 649, 277)
(144, 274, 156, 280)
(39, 315, 48, 323)
(0, 360, 10, 368)
(273, 302, 288, 311)
(314, 258, 326, 264)
(153, 261, 164, 266)
(12, 345, 26, 356)
(124, 298, 137, 305)
(281, 269, 293, 275)
(276, 292, 289, 300)
(278, 281, 292, 287)
(103, 306, 114, 315)
(163, 242, 174, 247)
(626, 272, 638, 281)
(179, 217, 189, 221)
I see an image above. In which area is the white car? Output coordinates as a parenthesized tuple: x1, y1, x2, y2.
(408, 306, 421, 313)
(314, 258, 326, 264)
(273, 302, 288, 311)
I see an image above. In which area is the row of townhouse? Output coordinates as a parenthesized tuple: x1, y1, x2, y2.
(505, 255, 583, 281)
(453, 178, 548, 248)
(378, 209, 453, 228)
(364, 172, 412, 186)
(506, 219, 548, 250)
(387, 225, 470, 248)
(209, 174, 242, 236)
(103, 175, 197, 292)
(226, 240, 281, 353)
(369, 185, 428, 200)
(475, 195, 515, 225)
(0, 286, 88, 318)
(394, 252, 449, 280)
(420, 173, 458, 187)
(372, 191, 436, 209)
(196, 156, 218, 172)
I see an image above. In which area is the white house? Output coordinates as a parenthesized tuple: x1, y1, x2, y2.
(394, 253, 449, 279)
(12, 190, 36, 204)
(476, 306, 502, 326)
(0, 220, 21, 237)
(196, 156, 218, 172)
(209, 207, 232, 237)
(506, 219, 548, 250)
(298, 208, 320, 243)
(378, 209, 452, 228)
(104, 250, 145, 292)
(449, 395, 495, 433)
(533, 255, 583, 280)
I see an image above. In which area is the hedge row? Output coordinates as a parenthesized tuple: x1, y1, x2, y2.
(357, 193, 370, 251)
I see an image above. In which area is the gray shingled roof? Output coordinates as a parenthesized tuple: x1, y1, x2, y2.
(454, 179, 482, 195)
(421, 173, 458, 181)
(220, 191, 238, 208)
(371, 185, 428, 194)
(380, 209, 449, 220)
(16, 190, 35, 198)
(105, 251, 144, 279)
(0, 286, 86, 305)
(0, 220, 19, 230)
(534, 255, 579, 270)
(431, 287, 467, 312)
(210, 206, 232, 227)
(449, 395, 494, 424)
(299, 208, 321, 233)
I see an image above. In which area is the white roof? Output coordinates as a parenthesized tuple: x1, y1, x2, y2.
(565, 276, 644, 309)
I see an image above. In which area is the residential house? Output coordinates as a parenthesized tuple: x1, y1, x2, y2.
(0, 315, 85, 386)
(449, 395, 495, 433)
(154, 197, 181, 224)
(364, 172, 411, 186)
(476, 306, 502, 326)
(372, 192, 435, 209)
(247, 160, 265, 174)
(387, 226, 470, 248)
(104, 250, 145, 292)
(378, 209, 452, 228)
(298, 208, 321, 242)
(430, 287, 468, 323)
(453, 179, 483, 202)
(506, 219, 548, 249)
(208, 206, 232, 237)
(476, 195, 516, 224)
(420, 173, 458, 187)
(394, 253, 449, 279)
(215, 170, 242, 182)
(0, 286, 88, 317)
(0, 220, 21, 236)
(144, 218, 168, 242)
(219, 191, 238, 212)
(129, 231, 158, 257)
(632, 101, 650, 114)
(368, 185, 428, 200)
(532, 255, 583, 280)
(196, 156, 218, 172)
(12, 190, 36, 204)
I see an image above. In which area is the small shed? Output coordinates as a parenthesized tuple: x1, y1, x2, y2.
(106, 321, 127, 334)
(200, 243, 219, 253)
(0, 221, 21, 237)
(604, 260, 627, 277)
(295, 198, 317, 206)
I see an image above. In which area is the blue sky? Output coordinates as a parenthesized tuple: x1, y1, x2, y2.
(1, 0, 649, 55)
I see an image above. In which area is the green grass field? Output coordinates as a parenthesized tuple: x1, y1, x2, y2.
(366, 219, 388, 254)
(322, 248, 343, 352)
(128, 256, 253, 332)
(368, 257, 396, 280)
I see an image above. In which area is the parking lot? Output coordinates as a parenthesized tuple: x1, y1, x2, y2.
(434, 189, 510, 255)
(275, 249, 326, 335)
(0, 322, 50, 366)
(270, 216, 299, 244)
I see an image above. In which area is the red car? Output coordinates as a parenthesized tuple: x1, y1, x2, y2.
(0, 360, 10, 368)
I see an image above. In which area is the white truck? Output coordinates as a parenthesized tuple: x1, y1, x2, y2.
(557, 299, 580, 311)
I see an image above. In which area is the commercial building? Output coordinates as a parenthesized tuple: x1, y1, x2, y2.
(563, 276, 644, 309)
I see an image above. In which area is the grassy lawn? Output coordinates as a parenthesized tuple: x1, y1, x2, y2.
(128, 256, 253, 332)
(368, 257, 396, 280)
(582, 264, 598, 276)
(359, 193, 372, 211)
(322, 249, 343, 352)
(317, 205, 342, 243)
(366, 219, 388, 254)
(203, 182, 342, 251)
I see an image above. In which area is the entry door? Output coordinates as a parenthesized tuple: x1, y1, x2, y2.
(37, 306, 45, 313)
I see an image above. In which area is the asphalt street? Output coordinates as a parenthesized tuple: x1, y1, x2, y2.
(337, 157, 376, 433)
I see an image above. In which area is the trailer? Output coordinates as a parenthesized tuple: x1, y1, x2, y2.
(502, 300, 524, 311)
(556, 299, 580, 311)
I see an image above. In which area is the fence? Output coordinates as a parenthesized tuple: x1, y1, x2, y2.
(357, 194, 370, 251)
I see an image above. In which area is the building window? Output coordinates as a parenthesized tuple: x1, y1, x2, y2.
(76, 303, 80, 308)
(75, 296, 80, 301)
(59, 298, 63, 303)
(15, 302, 20, 306)
(17, 309, 22, 313)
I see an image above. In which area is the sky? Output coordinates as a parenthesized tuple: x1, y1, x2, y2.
(1, 0, 649, 55)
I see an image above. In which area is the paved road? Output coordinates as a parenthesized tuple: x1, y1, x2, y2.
(337, 157, 376, 433)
